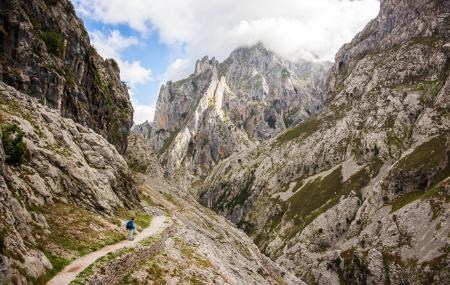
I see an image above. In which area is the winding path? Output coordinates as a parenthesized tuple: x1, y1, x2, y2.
(47, 215, 168, 285)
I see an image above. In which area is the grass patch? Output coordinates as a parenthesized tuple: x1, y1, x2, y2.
(390, 191, 425, 213)
(115, 208, 152, 230)
(275, 117, 321, 145)
(139, 236, 156, 247)
(146, 261, 166, 284)
(34, 254, 70, 285)
(175, 238, 213, 270)
(41, 31, 64, 57)
(393, 136, 447, 174)
(158, 131, 179, 155)
(42, 204, 125, 257)
(282, 159, 381, 239)
(390, 180, 450, 214)
(283, 167, 343, 238)
(71, 247, 134, 285)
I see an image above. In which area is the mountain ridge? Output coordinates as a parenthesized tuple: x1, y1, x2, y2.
(134, 42, 330, 194)
(199, 0, 450, 283)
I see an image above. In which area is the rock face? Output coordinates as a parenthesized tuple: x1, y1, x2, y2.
(0, 83, 139, 284)
(123, 137, 307, 284)
(135, 43, 329, 192)
(0, 0, 133, 153)
(200, 0, 450, 283)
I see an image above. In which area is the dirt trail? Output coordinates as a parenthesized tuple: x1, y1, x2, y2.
(46, 215, 168, 285)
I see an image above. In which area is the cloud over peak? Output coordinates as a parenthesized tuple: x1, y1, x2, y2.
(75, 0, 379, 64)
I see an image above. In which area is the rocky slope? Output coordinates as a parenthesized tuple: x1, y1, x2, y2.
(122, 137, 303, 285)
(0, 83, 303, 285)
(200, 0, 450, 284)
(0, 82, 141, 284)
(135, 43, 329, 193)
(0, 0, 133, 153)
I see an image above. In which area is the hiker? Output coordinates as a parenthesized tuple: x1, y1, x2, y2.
(126, 217, 135, 241)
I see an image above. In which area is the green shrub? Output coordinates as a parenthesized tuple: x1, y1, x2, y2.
(41, 32, 64, 56)
(1, 123, 27, 165)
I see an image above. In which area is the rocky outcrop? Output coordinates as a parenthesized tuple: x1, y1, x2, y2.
(0, 83, 139, 284)
(135, 43, 329, 193)
(126, 132, 165, 179)
(114, 151, 304, 285)
(0, 0, 133, 153)
(199, 0, 450, 283)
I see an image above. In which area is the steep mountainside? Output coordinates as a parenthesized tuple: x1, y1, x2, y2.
(0, 83, 302, 285)
(0, 0, 133, 153)
(0, 83, 141, 284)
(200, 0, 450, 284)
(135, 43, 329, 192)
(120, 137, 303, 285)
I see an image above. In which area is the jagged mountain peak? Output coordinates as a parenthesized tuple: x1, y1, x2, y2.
(200, 0, 450, 283)
(194, 55, 219, 75)
(228, 41, 273, 57)
(135, 41, 330, 193)
(224, 42, 286, 70)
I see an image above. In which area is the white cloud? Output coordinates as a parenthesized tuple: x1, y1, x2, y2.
(90, 30, 153, 85)
(75, 0, 379, 72)
(91, 30, 139, 58)
(74, 0, 380, 120)
(129, 90, 156, 124)
(161, 58, 194, 82)
(119, 61, 152, 85)
(133, 103, 156, 124)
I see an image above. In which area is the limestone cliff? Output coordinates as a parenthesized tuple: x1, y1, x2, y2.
(135, 43, 329, 193)
(0, 83, 140, 284)
(0, 0, 133, 153)
(0, 84, 301, 285)
(200, 0, 450, 283)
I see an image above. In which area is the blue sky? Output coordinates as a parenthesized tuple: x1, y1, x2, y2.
(73, 0, 379, 124)
(79, 17, 171, 123)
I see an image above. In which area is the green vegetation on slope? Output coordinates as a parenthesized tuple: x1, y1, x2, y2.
(275, 117, 321, 145)
(33, 255, 70, 285)
(278, 158, 383, 240)
(1, 123, 27, 165)
(115, 208, 152, 230)
(393, 135, 447, 174)
(41, 204, 126, 257)
(387, 134, 450, 212)
(283, 167, 344, 239)
(41, 32, 64, 57)
(159, 131, 179, 155)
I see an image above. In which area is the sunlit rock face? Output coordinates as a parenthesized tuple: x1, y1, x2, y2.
(199, 0, 450, 283)
(134, 43, 330, 193)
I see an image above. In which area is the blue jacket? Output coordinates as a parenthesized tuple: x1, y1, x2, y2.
(127, 220, 135, 230)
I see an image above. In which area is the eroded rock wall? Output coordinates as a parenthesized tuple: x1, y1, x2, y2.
(0, 0, 133, 153)
(199, 0, 450, 283)
(135, 43, 330, 194)
(0, 83, 139, 284)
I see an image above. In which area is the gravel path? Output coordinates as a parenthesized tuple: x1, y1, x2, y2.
(46, 215, 168, 285)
